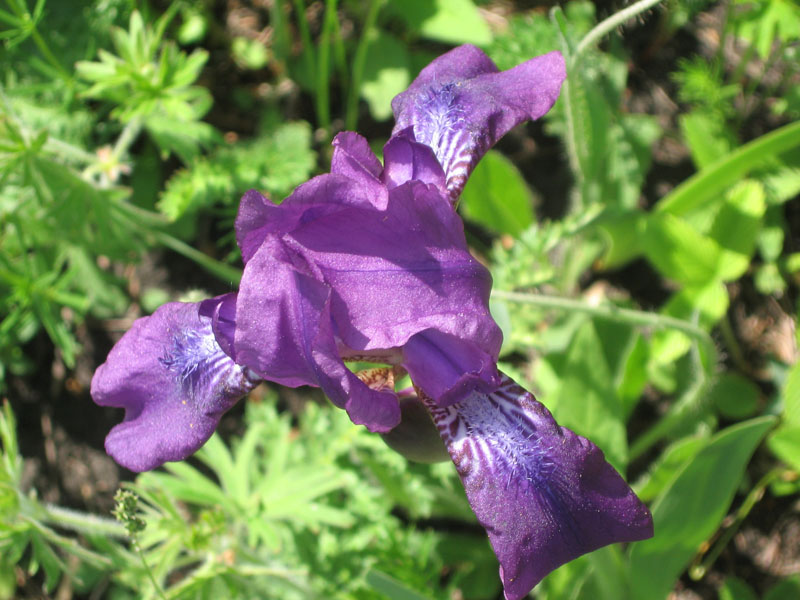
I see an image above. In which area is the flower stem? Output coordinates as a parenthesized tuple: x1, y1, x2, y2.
(291, 0, 316, 86)
(133, 538, 168, 600)
(315, 0, 338, 133)
(345, 0, 385, 131)
(572, 0, 666, 67)
(491, 289, 716, 357)
(150, 229, 243, 285)
(42, 503, 127, 538)
(112, 116, 144, 163)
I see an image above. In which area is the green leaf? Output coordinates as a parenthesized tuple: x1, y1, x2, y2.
(617, 333, 650, 417)
(487, 12, 560, 70)
(733, 0, 800, 59)
(719, 577, 759, 600)
(642, 213, 722, 287)
(366, 568, 436, 600)
(780, 359, 800, 425)
(231, 36, 269, 70)
(551, 320, 627, 471)
(708, 372, 760, 419)
(657, 120, 800, 216)
(763, 575, 800, 600)
(710, 180, 766, 281)
(460, 150, 535, 236)
(145, 116, 220, 163)
(596, 210, 647, 269)
(650, 282, 729, 365)
(767, 425, 800, 471)
(388, 0, 492, 46)
(359, 33, 411, 121)
(580, 546, 627, 600)
(629, 416, 776, 600)
(634, 435, 709, 503)
(680, 111, 735, 169)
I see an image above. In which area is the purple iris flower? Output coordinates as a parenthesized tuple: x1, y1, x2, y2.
(91, 45, 652, 599)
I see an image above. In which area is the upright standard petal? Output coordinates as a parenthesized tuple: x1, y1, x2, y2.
(392, 45, 566, 199)
(425, 373, 653, 600)
(91, 302, 258, 472)
(234, 235, 401, 432)
(381, 130, 446, 193)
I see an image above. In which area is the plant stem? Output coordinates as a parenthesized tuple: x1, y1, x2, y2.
(133, 539, 168, 600)
(345, 0, 384, 131)
(112, 116, 144, 162)
(689, 467, 787, 580)
(150, 230, 243, 285)
(42, 503, 127, 538)
(491, 289, 716, 357)
(315, 0, 338, 133)
(550, 7, 584, 213)
(572, 0, 665, 67)
(291, 0, 316, 85)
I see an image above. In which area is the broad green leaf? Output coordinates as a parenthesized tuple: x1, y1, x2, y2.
(734, 0, 800, 59)
(680, 111, 735, 169)
(579, 546, 627, 600)
(552, 320, 627, 471)
(366, 568, 436, 600)
(535, 554, 592, 600)
(460, 150, 535, 236)
(389, 0, 492, 46)
(781, 359, 800, 425)
(719, 577, 759, 600)
(763, 576, 800, 600)
(763, 167, 800, 205)
(656, 120, 800, 216)
(629, 416, 776, 600)
(711, 180, 766, 281)
(606, 114, 661, 209)
(359, 32, 411, 121)
(708, 372, 760, 419)
(634, 435, 709, 503)
(596, 209, 646, 269)
(767, 425, 800, 471)
(617, 333, 650, 417)
(649, 283, 725, 363)
(231, 36, 269, 69)
(643, 213, 721, 287)
(758, 205, 786, 262)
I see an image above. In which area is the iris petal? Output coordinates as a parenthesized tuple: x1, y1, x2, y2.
(392, 45, 566, 199)
(235, 237, 401, 431)
(381, 130, 446, 193)
(426, 373, 653, 600)
(91, 302, 258, 472)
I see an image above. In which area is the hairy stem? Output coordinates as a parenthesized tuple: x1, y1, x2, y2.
(42, 503, 127, 538)
(491, 289, 716, 357)
(572, 0, 666, 66)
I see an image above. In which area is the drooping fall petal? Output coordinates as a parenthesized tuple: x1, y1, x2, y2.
(91, 302, 258, 472)
(425, 373, 653, 600)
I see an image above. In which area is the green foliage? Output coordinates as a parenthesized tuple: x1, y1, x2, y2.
(2, 1, 799, 599)
(629, 417, 776, 600)
(386, 0, 492, 46)
(460, 150, 535, 236)
(76, 9, 219, 162)
(158, 120, 316, 221)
